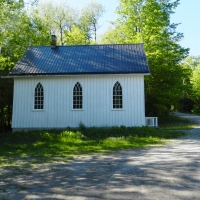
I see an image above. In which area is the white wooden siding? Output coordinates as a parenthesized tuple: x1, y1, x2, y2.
(12, 75, 145, 129)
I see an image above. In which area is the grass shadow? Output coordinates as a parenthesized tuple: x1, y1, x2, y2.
(0, 126, 185, 166)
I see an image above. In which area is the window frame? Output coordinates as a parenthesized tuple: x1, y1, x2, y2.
(72, 82, 83, 110)
(34, 82, 44, 110)
(112, 81, 123, 109)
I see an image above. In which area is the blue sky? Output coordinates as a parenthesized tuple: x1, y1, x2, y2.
(170, 0, 200, 56)
(26, 0, 199, 56)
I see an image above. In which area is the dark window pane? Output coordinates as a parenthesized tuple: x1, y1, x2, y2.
(73, 82, 82, 109)
(113, 82, 122, 109)
(34, 83, 44, 110)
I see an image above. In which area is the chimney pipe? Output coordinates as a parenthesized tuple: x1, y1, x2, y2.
(51, 35, 57, 48)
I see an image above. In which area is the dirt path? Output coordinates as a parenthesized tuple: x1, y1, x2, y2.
(172, 112, 200, 139)
(173, 112, 200, 126)
(0, 113, 200, 200)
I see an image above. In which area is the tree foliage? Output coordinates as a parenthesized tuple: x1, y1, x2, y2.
(29, 0, 105, 45)
(0, 1, 23, 132)
(191, 66, 200, 96)
(190, 66, 200, 113)
(64, 26, 89, 45)
(79, 1, 105, 43)
(181, 56, 200, 113)
(101, 0, 189, 116)
(181, 55, 200, 70)
(0, 0, 50, 132)
(30, 1, 77, 45)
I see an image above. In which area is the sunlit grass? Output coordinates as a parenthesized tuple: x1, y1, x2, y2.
(0, 126, 185, 166)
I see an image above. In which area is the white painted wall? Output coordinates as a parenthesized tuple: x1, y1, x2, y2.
(12, 75, 146, 130)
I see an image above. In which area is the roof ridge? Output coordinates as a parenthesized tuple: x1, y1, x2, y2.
(28, 43, 144, 48)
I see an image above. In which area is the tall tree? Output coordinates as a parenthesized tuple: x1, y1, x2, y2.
(181, 55, 200, 70)
(80, 1, 105, 43)
(191, 65, 200, 113)
(0, 1, 26, 132)
(179, 56, 200, 113)
(0, 0, 48, 132)
(101, 0, 189, 116)
(30, 0, 105, 45)
(64, 26, 89, 45)
(30, 0, 77, 45)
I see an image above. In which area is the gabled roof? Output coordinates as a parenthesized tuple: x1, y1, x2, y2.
(9, 44, 150, 76)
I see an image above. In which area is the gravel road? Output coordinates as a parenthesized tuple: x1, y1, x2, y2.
(0, 112, 200, 200)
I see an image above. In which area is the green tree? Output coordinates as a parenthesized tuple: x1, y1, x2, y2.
(80, 1, 106, 43)
(191, 65, 200, 113)
(181, 55, 200, 70)
(30, 0, 77, 45)
(0, 0, 46, 132)
(31, 0, 105, 45)
(100, 26, 125, 44)
(101, 0, 189, 116)
(64, 26, 89, 45)
(0, 1, 45, 60)
(0, 1, 25, 132)
(180, 56, 200, 113)
(0, 56, 13, 132)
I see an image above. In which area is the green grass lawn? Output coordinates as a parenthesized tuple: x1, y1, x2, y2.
(0, 123, 188, 166)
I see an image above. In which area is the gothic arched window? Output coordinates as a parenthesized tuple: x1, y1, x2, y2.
(34, 83, 44, 109)
(113, 81, 122, 109)
(73, 82, 82, 109)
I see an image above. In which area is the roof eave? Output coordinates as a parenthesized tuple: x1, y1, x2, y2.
(2, 72, 150, 79)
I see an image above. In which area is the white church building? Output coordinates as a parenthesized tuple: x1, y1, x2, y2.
(7, 39, 154, 131)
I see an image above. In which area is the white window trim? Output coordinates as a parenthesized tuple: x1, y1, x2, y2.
(33, 82, 44, 111)
(112, 81, 123, 110)
(32, 109, 45, 112)
(72, 82, 83, 110)
(71, 109, 84, 111)
(111, 109, 125, 111)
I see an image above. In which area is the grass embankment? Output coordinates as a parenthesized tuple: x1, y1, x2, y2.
(0, 115, 192, 166)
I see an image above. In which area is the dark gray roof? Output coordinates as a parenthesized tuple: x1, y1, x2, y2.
(9, 44, 150, 76)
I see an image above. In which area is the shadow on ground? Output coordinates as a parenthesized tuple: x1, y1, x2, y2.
(1, 137, 200, 200)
